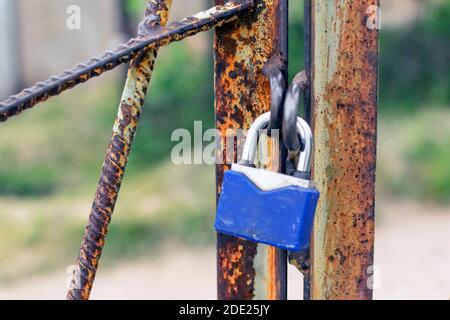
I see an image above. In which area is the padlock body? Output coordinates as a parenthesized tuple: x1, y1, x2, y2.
(215, 164, 319, 251)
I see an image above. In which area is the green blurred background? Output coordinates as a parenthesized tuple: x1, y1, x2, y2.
(0, 0, 449, 298)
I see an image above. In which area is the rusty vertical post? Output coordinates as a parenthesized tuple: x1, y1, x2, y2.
(303, 0, 311, 125)
(309, 1, 378, 299)
(287, 1, 313, 300)
(215, 0, 288, 300)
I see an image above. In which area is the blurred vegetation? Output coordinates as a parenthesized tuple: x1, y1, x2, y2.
(380, 1, 450, 112)
(0, 0, 449, 284)
(125, 0, 144, 19)
(377, 109, 450, 203)
(132, 42, 214, 167)
(377, 0, 450, 202)
(0, 163, 215, 284)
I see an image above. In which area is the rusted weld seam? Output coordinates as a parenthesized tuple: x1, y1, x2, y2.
(66, 0, 172, 301)
(0, 0, 254, 122)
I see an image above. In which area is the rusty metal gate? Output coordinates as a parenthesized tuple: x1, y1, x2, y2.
(0, 0, 378, 300)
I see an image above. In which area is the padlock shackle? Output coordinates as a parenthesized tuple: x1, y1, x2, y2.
(240, 112, 271, 165)
(240, 112, 313, 173)
(296, 117, 313, 173)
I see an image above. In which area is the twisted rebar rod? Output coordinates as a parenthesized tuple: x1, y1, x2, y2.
(0, 0, 254, 122)
(66, 0, 172, 300)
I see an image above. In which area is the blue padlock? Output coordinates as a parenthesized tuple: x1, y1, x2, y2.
(215, 112, 319, 251)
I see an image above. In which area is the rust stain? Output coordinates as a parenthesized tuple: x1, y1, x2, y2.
(218, 238, 257, 299)
(215, 0, 287, 300)
(266, 246, 278, 300)
(254, 135, 287, 300)
(310, 0, 378, 300)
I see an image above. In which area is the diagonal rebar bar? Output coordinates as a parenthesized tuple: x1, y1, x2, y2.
(66, 0, 172, 300)
(0, 0, 254, 123)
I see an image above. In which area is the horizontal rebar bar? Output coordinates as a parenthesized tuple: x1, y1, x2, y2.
(0, 0, 254, 122)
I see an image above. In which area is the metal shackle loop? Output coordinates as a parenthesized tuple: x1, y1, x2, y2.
(296, 117, 313, 173)
(240, 112, 313, 173)
(240, 112, 271, 165)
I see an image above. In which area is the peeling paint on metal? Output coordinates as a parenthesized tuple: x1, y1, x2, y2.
(310, 0, 378, 300)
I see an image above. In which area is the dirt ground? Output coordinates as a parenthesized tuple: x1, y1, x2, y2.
(0, 200, 448, 300)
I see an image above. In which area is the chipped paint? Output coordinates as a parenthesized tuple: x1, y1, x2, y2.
(310, 0, 378, 300)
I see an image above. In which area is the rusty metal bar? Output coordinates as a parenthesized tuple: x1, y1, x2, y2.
(309, 0, 378, 300)
(286, 70, 311, 300)
(66, 0, 173, 300)
(254, 135, 287, 300)
(0, 0, 254, 123)
(215, 0, 288, 300)
(288, 0, 313, 301)
(303, 0, 312, 125)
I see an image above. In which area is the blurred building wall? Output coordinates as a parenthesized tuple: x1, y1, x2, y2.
(0, 0, 212, 99)
(0, 0, 21, 99)
(382, 0, 422, 27)
(15, 0, 122, 89)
